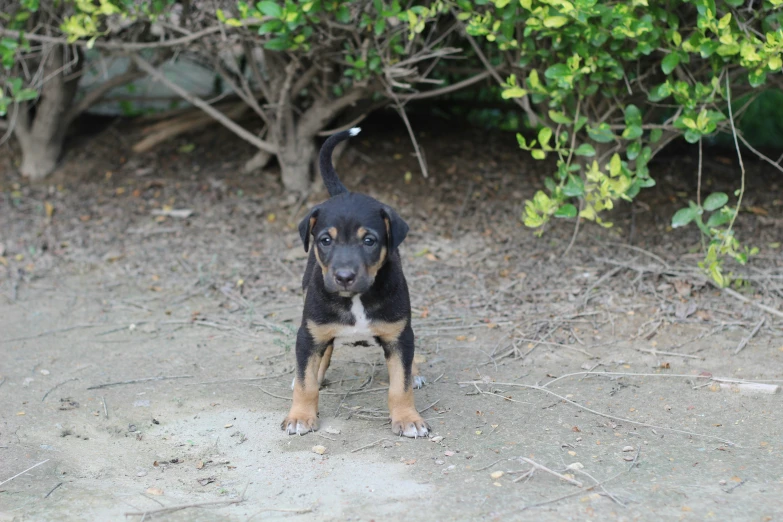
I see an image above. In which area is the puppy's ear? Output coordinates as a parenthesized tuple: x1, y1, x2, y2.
(381, 206, 409, 252)
(298, 208, 320, 252)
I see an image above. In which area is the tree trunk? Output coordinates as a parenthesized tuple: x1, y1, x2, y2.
(278, 138, 316, 192)
(14, 46, 82, 181)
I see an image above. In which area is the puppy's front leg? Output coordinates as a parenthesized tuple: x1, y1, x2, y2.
(382, 325, 430, 438)
(282, 326, 324, 435)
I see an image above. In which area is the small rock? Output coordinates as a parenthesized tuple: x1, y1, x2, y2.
(324, 427, 341, 435)
(312, 445, 327, 455)
(664, 404, 672, 411)
(566, 462, 584, 470)
(490, 471, 504, 479)
(623, 446, 635, 452)
(137, 471, 147, 477)
(381, 440, 394, 448)
(145, 487, 164, 496)
(719, 479, 727, 486)
(435, 460, 444, 465)
(430, 436, 444, 443)
(224, 424, 233, 428)
(40, 369, 50, 375)
(133, 400, 150, 408)
(444, 450, 455, 457)
(623, 456, 635, 461)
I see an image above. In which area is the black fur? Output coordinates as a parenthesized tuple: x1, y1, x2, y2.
(318, 128, 357, 197)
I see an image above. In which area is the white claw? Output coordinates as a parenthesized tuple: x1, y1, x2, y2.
(349, 127, 361, 136)
(291, 377, 295, 390)
(413, 375, 425, 389)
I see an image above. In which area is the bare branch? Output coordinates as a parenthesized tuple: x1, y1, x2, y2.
(130, 53, 277, 154)
(393, 71, 491, 101)
(0, 19, 269, 51)
(65, 65, 145, 126)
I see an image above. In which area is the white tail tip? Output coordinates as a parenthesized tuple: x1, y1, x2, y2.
(349, 127, 361, 136)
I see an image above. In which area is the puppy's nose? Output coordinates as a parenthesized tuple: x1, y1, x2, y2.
(334, 269, 356, 288)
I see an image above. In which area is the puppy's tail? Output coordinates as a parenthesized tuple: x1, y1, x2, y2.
(319, 127, 360, 197)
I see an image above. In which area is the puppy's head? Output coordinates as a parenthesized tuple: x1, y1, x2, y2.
(298, 193, 408, 296)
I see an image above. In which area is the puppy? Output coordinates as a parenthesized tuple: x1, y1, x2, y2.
(282, 128, 429, 438)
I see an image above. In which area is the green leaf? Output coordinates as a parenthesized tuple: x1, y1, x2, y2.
(661, 53, 680, 75)
(563, 175, 584, 197)
(672, 207, 697, 228)
(554, 204, 578, 218)
(624, 104, 642, 125)
(544, 63, 571, 80)
(622, 125, 643, 140)
(573, 143, 595, 157)
(703, 192, 728, 211)
(586, 123, 615, 143)
(609, 154, 621, 177)
(543, 16, 569, 28)
(626, 141, 641, 161)
(683, 129, 701, 143)
(502, 86, 528, 99)
(548, 110, 572, 124)
(649, 128, 663, 143)
(748, 69, 767, 88)
(264, 36, 290, 51)
(531, 149, 546, 160)
(256, 1, 282, 18)
(14, 88, 38, 101)
(537, 127, 552, 147)
(706, 211, 731, 227)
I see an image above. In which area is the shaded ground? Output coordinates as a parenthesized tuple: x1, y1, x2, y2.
(1, 114, 783, 521)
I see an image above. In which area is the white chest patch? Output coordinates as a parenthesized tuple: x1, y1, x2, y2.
(335, 295, 374, 345)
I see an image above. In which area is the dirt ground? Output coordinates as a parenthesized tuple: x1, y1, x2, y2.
(1, 114, 782, 521)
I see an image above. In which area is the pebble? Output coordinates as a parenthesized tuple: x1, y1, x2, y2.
(490, 471, 504, 479)
(137, 471, 147, 477)
(623, 446, 635, 452)
(435, 460, 444, 465)
(566, 462, 584, 470)
(431, 436, 444, 443)
(324, 427, 341, 435)
(312, 445, 327, 455)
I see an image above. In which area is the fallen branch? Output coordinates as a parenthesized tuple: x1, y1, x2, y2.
(0, 460, 50, 488)
(87, 375, 193, 390)
(351, 438, 391, 453)
(42, 377, 79, 402)
(635, 348, 702, 359)
(133, 102, 249, 153)
(734, 317, 765, 355)
(460, 380, 737, 446)
(124, 497, 245, 517)
(518, 457, 582, 487)
(1, 323, 106, 344)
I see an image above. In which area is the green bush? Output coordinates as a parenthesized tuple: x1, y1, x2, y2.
(456, 0, 783, 285)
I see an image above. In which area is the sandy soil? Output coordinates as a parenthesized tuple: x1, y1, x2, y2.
(1, 116, 782, 521)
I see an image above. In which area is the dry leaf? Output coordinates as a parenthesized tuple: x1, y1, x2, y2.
(404, 459, 416, 465)
(312, 445, 327, 455)
(224, 423, 233, 428)
(146, 487, 164, 496)
(45, 202, 54, 219)
(196, 461, 204, 469)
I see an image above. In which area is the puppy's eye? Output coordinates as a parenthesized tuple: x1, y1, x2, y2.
(363, 236, 376, 247)
(320, 236, 332, 246)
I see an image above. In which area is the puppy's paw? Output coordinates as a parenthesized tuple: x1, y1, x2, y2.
(281, 412, 318, 435)
(413, 375, 425, 389)
(391, 410, 430, 438)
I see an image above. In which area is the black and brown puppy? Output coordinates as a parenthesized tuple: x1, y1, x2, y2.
(282, 128, 429, 438)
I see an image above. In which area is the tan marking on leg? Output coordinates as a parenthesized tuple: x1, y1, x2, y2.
(306, 320, 342, 345)
(317, 344, 334, 386)
(386, 352, 429, 438)
(314, 247, 328, 275)
(369, 316, 406, 344)
(327, 227, 338, 239)
(282, 354, 321, 434)
(367, 246, 387, 278)
(356, 226, 367, 239)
